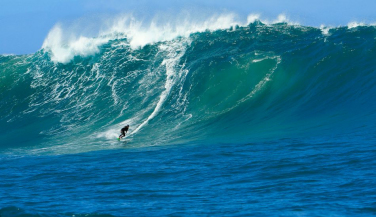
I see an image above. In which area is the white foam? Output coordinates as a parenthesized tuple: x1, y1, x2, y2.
(42, 13, 243, 63)
(247, 14, 261, 24)
(320, 25, 333, 35)
(262, 14, 299, 26)
(96, 128, 120, 140)
(97, 117, 139, 140)
(274, 14, 289, 23)
(252, 57, 268, 63)
(347, 21, 366, 29)
(42, 13, 300, 64)
(100, 13, 244, 49)
(42, 24, 110, 63)
(0, 53, 15, 56)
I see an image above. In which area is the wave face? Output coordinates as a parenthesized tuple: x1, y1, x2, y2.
(1, 22, 376, 154)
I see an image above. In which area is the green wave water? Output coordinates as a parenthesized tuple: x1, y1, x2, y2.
(1, 22, 376, 154)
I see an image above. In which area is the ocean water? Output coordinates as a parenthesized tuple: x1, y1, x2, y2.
(1, 19, 376, 216)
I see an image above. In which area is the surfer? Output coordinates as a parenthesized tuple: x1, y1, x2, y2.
(118, 125, 129, 140)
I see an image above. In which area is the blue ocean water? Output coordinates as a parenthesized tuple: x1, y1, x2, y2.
(1, 20, 376, 216)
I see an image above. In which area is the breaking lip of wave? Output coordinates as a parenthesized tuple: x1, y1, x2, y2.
(41, 13, 301, 64)
(41, 12, 376, 64)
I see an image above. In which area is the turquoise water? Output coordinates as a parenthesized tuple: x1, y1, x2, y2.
(1, 22, 376, 216)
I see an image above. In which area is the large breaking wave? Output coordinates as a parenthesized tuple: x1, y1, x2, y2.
(1, 15, 376, 154)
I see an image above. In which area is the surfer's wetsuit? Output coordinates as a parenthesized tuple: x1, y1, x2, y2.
(119, 125, 129, 139)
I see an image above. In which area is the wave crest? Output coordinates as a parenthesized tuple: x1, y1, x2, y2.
(41, 13, 302, 64)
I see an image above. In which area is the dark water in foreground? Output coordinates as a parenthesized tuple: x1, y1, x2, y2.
(1, 22, 376, 216)
(2, 136, 376, 216)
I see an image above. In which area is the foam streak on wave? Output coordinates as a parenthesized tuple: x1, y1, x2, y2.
(131, 39, 190, 135)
